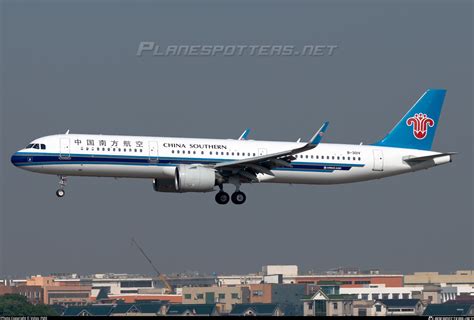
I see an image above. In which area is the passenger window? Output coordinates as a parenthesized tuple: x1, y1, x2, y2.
(226, 152, 229, 156)
(332, 156, 335, 160)
(253, 153, 256, 156)
(232, 152, 234, 156)
(201, 151, 204, 155)
(193, 151, 196, 154)
(306, 155, 309, 159)
(210, 151, 213, 155)
(316, 155, 319, 159)
(237, 152, 240, 156)
(358, 157, 361, 161)
(337, 156, 340, 160)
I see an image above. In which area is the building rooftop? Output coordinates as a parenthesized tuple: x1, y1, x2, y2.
(377, 299, 420, 308)
(62, 305, 114, 316)
(423, 304, 474, 316)
(166, 304, 217, 316)
(229, 303, 280, 316)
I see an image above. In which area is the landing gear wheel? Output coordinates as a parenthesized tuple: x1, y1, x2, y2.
(215, 191, 230, 205)
(231, 191, 246, 205)
(56, 189, 65, 198)
(56, 176, 68, 198)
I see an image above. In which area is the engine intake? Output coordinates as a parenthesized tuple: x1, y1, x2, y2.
(174, 165, 216, 193)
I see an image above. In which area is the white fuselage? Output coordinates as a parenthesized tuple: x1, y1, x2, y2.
(11, 134, 451, 185)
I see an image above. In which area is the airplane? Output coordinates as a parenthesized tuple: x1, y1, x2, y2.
(11, 89, 455, 205)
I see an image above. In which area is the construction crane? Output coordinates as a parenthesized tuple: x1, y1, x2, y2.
(131, 237, 174, 294)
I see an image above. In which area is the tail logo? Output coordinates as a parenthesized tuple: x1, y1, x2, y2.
(406, 113, 435, 140)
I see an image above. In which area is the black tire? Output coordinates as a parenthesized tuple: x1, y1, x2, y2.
(215, 191, 230, 205)
(231, 191, 246, 205)
(56, 189, 65, 198)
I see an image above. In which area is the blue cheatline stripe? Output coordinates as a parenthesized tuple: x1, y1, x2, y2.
(11, 152, 365, 172)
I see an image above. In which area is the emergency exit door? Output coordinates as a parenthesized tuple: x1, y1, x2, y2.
(372, 149, 384, 171)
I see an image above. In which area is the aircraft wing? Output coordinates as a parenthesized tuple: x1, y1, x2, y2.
(213, 122, 329, 180)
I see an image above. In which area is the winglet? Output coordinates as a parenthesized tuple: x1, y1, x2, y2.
(238, 128, 251, 140)
(308, 121, 329, 146)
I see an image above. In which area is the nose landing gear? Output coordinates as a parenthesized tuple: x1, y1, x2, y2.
(56, 176, 67, 198)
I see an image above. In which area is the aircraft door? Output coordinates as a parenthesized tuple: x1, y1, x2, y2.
(149, 141, 159, 161)
(258, 148, 267, 156)
(59, 138, 71, 159)
(372, 149, 384, 171)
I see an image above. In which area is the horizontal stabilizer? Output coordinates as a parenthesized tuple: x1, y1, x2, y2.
(403, 152, 457, 163)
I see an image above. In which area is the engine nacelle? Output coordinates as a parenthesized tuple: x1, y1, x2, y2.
(174, 165, 216, 193)
(153, 178, 179, 193)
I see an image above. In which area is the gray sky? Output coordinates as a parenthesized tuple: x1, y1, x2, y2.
(1, 0, 472, 278)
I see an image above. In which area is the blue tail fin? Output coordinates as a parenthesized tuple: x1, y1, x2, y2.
(374, 89, 446, 150)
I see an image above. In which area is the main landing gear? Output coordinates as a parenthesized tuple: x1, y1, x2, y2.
(56, 176, 67, 198)
(231, 191, 246, 205)
(215, 184, 246, 205)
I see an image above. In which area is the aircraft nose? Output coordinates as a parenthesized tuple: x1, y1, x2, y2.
(11, 152, 20, 167)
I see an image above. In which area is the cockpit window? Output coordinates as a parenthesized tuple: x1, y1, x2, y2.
(25, 143, 46, 150)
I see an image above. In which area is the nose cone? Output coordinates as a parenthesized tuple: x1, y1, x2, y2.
(11, 152, 21, 167)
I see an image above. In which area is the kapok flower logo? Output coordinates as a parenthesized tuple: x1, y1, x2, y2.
(406, 113, 435, 140)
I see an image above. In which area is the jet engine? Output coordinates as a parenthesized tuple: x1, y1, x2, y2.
(174, 165, 217, 192)
(153, 178, 177, 193)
